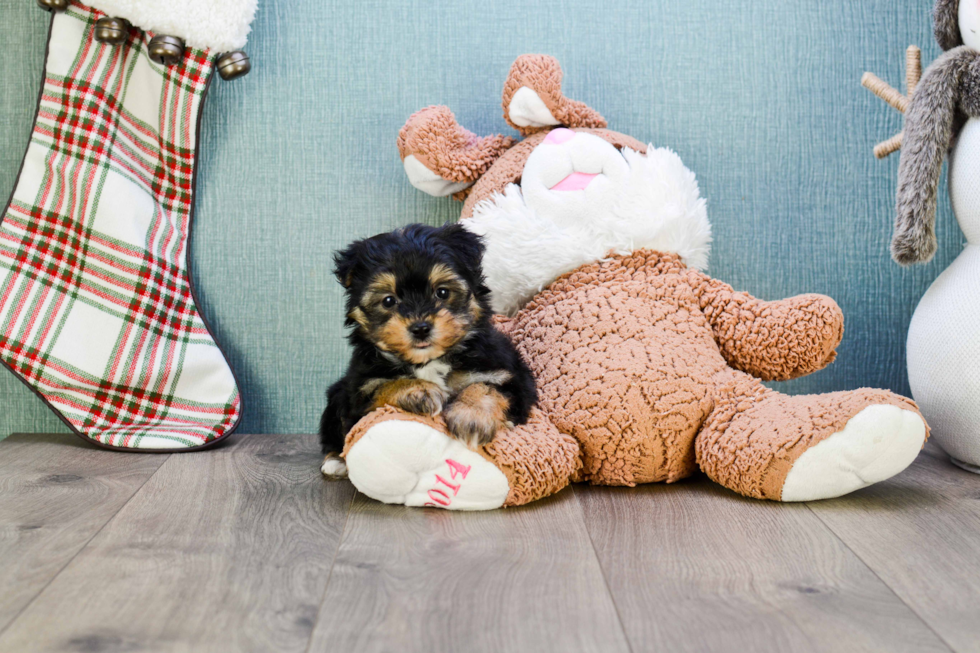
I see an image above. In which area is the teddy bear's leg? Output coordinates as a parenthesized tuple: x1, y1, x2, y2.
(696, 373, 927, 501)
(341, 406, 581, 510)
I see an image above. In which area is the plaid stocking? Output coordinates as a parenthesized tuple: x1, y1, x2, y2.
(0, 2, 242, 450)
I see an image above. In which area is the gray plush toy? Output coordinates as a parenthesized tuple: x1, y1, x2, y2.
(893, 0, 980, 264)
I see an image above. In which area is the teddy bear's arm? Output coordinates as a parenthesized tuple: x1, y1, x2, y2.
(687, 270, 844, 382)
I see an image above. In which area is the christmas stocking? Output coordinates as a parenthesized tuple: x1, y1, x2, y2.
(0, 0, 257, 450)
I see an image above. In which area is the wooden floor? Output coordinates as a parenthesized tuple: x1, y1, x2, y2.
(1, 434, 979, 653)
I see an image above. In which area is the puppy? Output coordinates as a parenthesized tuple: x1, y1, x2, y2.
(319, 223, 537, 479)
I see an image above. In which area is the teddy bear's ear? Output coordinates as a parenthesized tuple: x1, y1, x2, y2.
(934, 0, 963, 50)
(502, 55, 608, 137)
(397, 106, 516, 198)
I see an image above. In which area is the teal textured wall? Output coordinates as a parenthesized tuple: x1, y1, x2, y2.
(0, 0, 960, 437)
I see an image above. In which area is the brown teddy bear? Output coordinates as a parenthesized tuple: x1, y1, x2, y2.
(338, 55, 928, 510)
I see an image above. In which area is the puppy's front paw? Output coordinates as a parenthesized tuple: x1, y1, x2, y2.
(395, 382, 447, 417)
(373, 379, 447, 417)
(321, 453, 348, 480)
(444, 384, 511, 449)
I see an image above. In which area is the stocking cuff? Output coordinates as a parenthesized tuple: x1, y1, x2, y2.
(86, 0, 258, 51)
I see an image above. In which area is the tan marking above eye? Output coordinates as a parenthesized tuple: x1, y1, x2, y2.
(362, 272, 398, 307)
(428, 264, 467, 294)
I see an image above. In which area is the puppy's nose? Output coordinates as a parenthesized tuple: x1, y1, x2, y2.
(409, 322, 432, 339)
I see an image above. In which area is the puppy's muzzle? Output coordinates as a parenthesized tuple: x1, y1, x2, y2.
(409, 321, 433, 340)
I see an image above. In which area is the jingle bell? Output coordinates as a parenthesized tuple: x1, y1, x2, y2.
(217, 51, 251, 81)
(148, 35, 185, 66)
(36, 0, 69, 11)
(94, 17, 131, 45)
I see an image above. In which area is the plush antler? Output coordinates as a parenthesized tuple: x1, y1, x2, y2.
(862, 46, 922, 159)
(397, 106, 516, 198)
(501, 55, 607, 136)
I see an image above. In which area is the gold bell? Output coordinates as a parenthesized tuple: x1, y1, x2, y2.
(94, 17, 131, 45)
(217, 51, 251, 81)
(36, 0, 69, 11)
(148, 35, 185, 66)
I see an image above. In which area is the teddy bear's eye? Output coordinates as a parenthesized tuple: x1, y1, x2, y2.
(381, 296, 397, 309)
(436, 288, 451, 300)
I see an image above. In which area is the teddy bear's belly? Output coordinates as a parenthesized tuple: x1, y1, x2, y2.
(514, 287, 726, 486)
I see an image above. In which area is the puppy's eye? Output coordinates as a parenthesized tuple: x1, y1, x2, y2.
(435, 288, 450, 300)
(381, 296, 397, 309)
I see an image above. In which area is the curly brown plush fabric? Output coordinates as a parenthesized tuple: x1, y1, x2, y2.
(484, 410, 582, 506)
(397, 105, 515, 184)
(501, 54, 607, 136)
(498, 249, 922, 491)
(688, 270, 843, 381)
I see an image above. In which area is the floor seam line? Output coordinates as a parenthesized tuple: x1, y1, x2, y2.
(303, 484, 357, 653)
(572, 485, 635, 653)
(0, 451, 173, 641)
(803, 501, 957, 653)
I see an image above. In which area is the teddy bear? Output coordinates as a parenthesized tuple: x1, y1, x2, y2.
(337, 54, 929, 510)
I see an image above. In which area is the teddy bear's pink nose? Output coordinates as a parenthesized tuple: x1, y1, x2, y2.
(544, 128, 576, 145)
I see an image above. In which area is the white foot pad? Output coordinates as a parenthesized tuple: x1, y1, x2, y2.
(781, 405, 926, 501)
(345, 420, 510, 510)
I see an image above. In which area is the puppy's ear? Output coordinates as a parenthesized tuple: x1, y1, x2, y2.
(333, 242, 363, 289)
(436, 223, 486, 266)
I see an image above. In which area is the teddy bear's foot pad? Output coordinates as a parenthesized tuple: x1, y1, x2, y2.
(345, 419, 510, 510)
(780, 405, 926, 501)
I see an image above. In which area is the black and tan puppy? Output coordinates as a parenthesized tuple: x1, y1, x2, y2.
(319, 223, 537, 479)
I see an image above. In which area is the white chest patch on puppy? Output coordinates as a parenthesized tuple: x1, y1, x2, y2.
(414, 360, 451, 391)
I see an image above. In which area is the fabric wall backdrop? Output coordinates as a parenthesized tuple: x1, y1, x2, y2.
(0, 0, 959, 438)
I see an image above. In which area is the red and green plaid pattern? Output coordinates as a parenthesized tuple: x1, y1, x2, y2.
(0, 1, 241, 449)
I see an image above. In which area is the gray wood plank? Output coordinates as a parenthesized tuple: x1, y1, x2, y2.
(808, 444, 980, 653)
(577, 479, 951, 653)
(309, 488, 630, 653)
(0, 433, 166, 634)
(0, 433, 354, 653)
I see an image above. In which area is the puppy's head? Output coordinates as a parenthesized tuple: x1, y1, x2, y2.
(334, 224, 489, 364)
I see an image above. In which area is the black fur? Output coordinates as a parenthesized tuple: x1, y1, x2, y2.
(320, 223, 537, 455)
